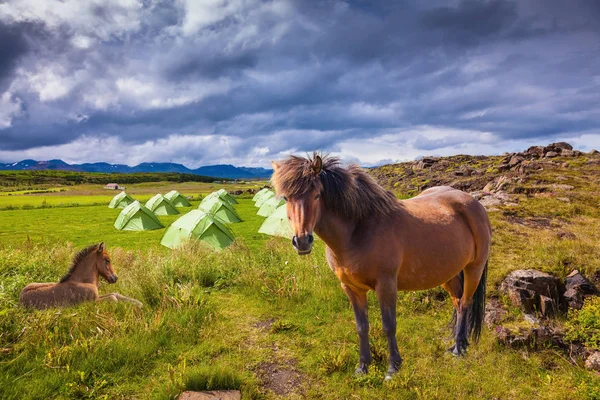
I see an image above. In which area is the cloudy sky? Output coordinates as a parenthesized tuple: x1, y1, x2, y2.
(0, 0, 599, 167)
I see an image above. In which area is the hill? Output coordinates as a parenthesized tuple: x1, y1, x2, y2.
(0, 159, 272, 179)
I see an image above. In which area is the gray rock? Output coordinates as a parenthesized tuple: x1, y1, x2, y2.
(545, 151, 559, 158)
(564, 288, 584, 310)
(548, 142, 573, 151)
(586, 352, 600, 372)
(500, 269, 565, 316)
(561, 149, 575, 157)
(565, 270, 598, 295)
(179, 391, 241, 400)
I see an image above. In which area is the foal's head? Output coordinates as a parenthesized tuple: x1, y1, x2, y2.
(61, 242, 118, 284)
(94, 242, 118, 283)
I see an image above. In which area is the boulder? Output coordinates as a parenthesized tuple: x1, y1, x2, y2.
(564, 288, 584, 310)
(548, 142, 573, 151)
(525, 146, 545, 158)
(565, 270, 598, 295)
(500, 269, 565, 316)
(585, 352, 600, 372)
(561, 149, 575, 157)
(414, 157, 437, 169)
(508, 155, 524, 167)
(179, 391, 241, 400)
(589, 149, 599, 155)
(494, 324, 563, 350)
(544, 151, 559, 158)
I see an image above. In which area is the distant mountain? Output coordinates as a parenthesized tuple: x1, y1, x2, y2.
(0, 159, 272, 179)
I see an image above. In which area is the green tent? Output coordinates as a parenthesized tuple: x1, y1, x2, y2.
(200, 191, 236, 209)
(160, 210, 234, 250)
(252, 188, 270, 202)
(161, 210, 235, 250)
(217, 189, 238, 204)
(258, 204, 293, 239)
(114, 201, 164, 231)
(145, 194, 180, 216)
(255, 190, 275, 207)
(257, 196, 285, 217)
(164, 190, 191, 207)
(199, 199, 241, 223)
(108, 191, 134, 209)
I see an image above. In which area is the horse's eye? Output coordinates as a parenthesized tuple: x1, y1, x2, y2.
(105, 259, 110, 264)
(315, 193, 321, 200)
(283, 196, 288, 202)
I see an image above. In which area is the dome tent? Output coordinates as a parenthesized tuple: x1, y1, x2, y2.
(258, 204, 293, 239)
(216, 189, 238, 204)
(257, 196, 285, 217)
(114, 201, 164, 231)
(108, 191, 134, 209)
(164, 190, 191, 207)
(199, 199, 241, 223)
(252, 188, 271, 203)
(161, 210, 235, 250)
(145, 194, 180, 216)
(255, 190, 275, 207)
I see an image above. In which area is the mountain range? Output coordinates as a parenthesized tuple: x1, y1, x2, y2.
(0, 159, 272, 179)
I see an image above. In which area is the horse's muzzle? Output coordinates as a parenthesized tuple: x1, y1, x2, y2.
(292, 234, 314, 255)
(108, 274, 118, 284)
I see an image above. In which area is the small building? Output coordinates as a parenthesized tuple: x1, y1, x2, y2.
(104, 183, 125, 190)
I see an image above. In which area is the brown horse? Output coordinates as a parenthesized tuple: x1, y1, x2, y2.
(271, 154, 491, 379)
(19, 243, 142, 309)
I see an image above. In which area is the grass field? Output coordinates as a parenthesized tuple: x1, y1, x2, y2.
(1, 181, 599, 399)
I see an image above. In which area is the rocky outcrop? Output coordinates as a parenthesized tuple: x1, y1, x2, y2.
(497, 142, 582, 172)
(499, 270, 565, 317)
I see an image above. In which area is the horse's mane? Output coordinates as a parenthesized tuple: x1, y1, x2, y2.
(59, 244, 99, 283)
(272, 153, 401, 221)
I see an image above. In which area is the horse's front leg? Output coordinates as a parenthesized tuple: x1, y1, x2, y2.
(376, 282, 402, 380)
(342, 284, 371, 374)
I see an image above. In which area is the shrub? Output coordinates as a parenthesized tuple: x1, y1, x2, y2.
(564, 296, 600, 349)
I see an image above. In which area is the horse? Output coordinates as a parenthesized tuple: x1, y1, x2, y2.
(271, 154, 491, 379)
(19, 243, 143, 309)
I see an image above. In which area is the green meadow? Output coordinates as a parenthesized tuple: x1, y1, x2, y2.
(1, 179, 599, 399)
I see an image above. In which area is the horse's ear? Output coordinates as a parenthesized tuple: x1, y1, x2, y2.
(97, 242, 105, 253)
(271, 161, 280, 172)
(312, 155, 323, 175)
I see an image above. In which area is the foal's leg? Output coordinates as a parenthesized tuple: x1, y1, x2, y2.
(375, 282, 402, 379)
(99, 293, 143, 307)
(342, 284, 371, 374)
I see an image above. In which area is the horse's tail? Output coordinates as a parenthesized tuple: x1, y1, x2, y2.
(468, 260, 488, 343)
(451, 260, 488, 342)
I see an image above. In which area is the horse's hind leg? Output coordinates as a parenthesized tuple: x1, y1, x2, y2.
(342, 284, 371, 374)
(375, 281, 402, 380)
(442, 275, 463, 332)
(451, 261, 487, 356)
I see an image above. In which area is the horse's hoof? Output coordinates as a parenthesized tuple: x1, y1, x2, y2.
(354, 364, 368, 375)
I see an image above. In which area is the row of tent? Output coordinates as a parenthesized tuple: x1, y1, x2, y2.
(110, 188, 240, 251)
(109, 190, 191, 212)
(253, 188, 294, 239)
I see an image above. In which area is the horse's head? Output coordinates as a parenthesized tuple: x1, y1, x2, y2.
(271, 155, 324, 255)
(94, 242, 118, 283)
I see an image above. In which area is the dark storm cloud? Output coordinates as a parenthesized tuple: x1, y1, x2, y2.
(0, 0, 599, 165)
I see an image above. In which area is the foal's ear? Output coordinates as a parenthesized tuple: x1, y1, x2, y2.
(271, 161, 280, 172)
(312, 155, 323, 174)
(97, 242, 106, 253)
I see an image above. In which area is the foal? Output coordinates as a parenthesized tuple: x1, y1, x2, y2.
(19, 243, 142, 309)
(271, 154, 491, 379)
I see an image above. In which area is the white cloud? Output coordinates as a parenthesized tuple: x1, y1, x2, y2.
(0, 93, 23, 128)
(0, 0, 143, 41)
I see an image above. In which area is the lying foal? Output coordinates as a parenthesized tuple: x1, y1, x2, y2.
(19, 242, 142, 309)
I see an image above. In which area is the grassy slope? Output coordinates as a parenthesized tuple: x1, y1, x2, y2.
(0, 167, 599, 399)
